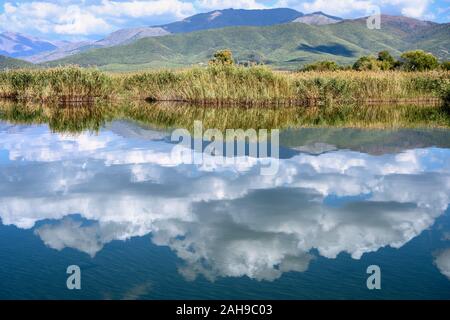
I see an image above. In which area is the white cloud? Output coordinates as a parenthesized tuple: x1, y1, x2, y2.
(277, 0, 433, 19)
(435, 249, 450, 280)
(90, 0, 195, 18)
(195, 0, 268, 10)
(301, 0, 372, 16)
(383, 0, 432, 19)
(0, 0, 195, 37)
(0, 0, 439, 38)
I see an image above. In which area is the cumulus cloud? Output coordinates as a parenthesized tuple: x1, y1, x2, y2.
(383, 0, 432, 19)
(195, 0, 268, 10)
(0, 0, 195, 37)
(0, 0, 440, 38)
(35, 217, 119, 257)
(1, 122, 450, 281)
(276, 0, 433, 19)
(435, 249, 450, 280)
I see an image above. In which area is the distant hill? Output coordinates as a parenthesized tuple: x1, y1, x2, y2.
(355, 15, 436, 36)
(4, 9, 448, 68)
(24, 8, 307, 63)
(293, 12, 342, 25)
(24, 41, 94, 64)
(94, 27, 170, 47)
(159, 8, 303, 33)
(46, 16, 450, 71)
(0, 31, 57, 58)
(403, 23, 450, 58)
(0, 55, 34, 70)
(89, 9, 341, 51)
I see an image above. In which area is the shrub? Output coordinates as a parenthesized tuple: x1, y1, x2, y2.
(300, 61, 340, 72)
(377, 51, 396, 70)
(209, 50, 234, 66)
(400, 50, 439, 71)
(353, 56, 380, 71)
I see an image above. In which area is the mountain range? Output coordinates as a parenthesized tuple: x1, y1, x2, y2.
(0, 9, 346, 63)
(0, 8, 448, 70)
(0, 31, 58, 58)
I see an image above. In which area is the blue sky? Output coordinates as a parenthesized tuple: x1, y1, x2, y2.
(0, 0, 449, 40)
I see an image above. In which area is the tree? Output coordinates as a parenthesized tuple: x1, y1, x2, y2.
(209, 49, 234, 66)
(441, 61, 450, 71)
(300, 60, 340, 72)
(377, 51, 395, 70)
(400, 50, 439, 71)
(353, 56, 380, 71)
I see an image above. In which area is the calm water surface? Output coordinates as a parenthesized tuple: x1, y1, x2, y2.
(1, 117, 450, 299)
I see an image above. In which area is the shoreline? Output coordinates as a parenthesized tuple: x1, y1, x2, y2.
(0, 66, 448, 106)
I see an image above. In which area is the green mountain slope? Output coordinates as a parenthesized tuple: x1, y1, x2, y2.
(47, 18, 449, 71)
(405, 23, 450, 59)
(0, 55, 34, 70)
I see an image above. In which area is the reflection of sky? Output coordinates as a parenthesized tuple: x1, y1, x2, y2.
(435, 249, 450, 280)
(1, 122, 450, 282)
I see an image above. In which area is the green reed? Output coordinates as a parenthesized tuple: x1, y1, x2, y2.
(0, 66, 116, 102)
(1, 66, 448, 106)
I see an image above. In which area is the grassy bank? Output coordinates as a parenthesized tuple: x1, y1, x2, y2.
(0, 66, 449, 106)
(123, 66, 449, 106)
(0, 67, 114, 102)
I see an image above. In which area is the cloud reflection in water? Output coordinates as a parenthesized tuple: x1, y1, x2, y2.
(1, 122, 450, 281)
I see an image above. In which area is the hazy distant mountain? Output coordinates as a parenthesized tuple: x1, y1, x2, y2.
(24, 41, 94, 63)
(48, 15, 449, 71)
(94, 27, 170, 47)
(159, 8, 304, 33)
(293, 12, 342, 25)
(0, 31, 57, 58)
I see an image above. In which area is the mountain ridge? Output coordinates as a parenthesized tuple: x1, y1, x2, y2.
(157, 8, 304, 33)
(8, 8, 322, 63)
(0, 31, 58, 58)
(293, 11, 343, 25)
(44, 17, 449, 71)
(1, 9, 448, 67)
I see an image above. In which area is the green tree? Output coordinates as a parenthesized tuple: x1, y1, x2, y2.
(377, 50, 396, 70)
(400, 50, 439, 71)
(209, 49, 234, 66)
(300, 60, 340, 72)
(353, 56, 380, 71)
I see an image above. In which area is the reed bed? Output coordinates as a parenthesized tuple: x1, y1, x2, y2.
(0, 66, 448, 106)
(121, 66, 450, 105)
(0, 66, 116, 102)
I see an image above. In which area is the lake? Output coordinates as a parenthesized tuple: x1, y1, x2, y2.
(1, 104, 450, 299)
